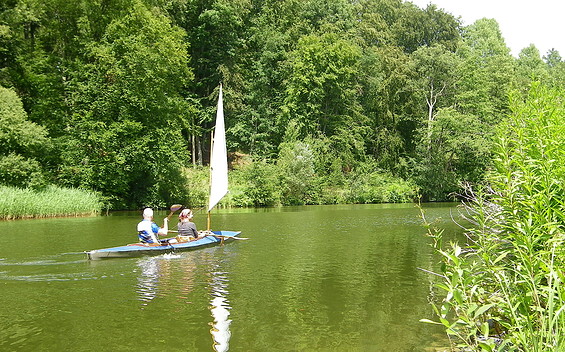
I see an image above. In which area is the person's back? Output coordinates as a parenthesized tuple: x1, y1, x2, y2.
(138, 218, 159, 243)
(177, 209, 199, 239)
(137, 208, 168, 243)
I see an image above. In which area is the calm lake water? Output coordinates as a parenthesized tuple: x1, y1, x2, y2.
(0, 203, 464, 351)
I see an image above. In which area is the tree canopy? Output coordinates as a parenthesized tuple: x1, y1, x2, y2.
(0, 0, 563, 207)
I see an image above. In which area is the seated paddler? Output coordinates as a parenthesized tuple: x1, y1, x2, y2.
(177, 208, 201, 240)
(137, 207, 169, 244)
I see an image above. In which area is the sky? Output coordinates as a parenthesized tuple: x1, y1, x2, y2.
(409, 0, 565, 58)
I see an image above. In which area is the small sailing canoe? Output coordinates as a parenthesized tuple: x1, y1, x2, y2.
(86, 231, 241, 260)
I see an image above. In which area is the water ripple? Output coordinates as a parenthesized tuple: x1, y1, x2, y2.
(0, 271, 96, 282)
(0, 253, 86, 266)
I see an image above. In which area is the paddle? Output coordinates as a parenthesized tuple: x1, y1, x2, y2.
(167, 230, 249, 240)
(205, 232, 249, 240)
(156, 204, 182, 242)
(166, 204, 183, 220)
(212, 235, 249, 240)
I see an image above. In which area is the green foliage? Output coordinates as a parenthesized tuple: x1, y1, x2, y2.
(346, 161, 418, 204)
(0, 85, 49, 188)
(0, 153, 45, 189)
(457, 19, 515, 121)
(0, 185, 102, 219)
(515, 45, 550, 90)
(282, 32, 366, 149)
(177, 147, 417, 208)
(276, 139, 320, 205)
(411, 108, 493, 201)
(425, 84, 565, 350)
(174, 165, 208, 208)
(408, 19, 516, 200)
(0, 85, 48, 156)
(544, 49, 565, 88)
(56, 1, 192, 208)
(358, 46, 411, 170)
(229, 159, 281, 207)
(0, 0, 564, 210)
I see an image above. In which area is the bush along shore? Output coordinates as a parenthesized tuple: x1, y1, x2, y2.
(0, 185, 103, 220)
(179, 158, 419, 209)
(423, 84, 565, 350)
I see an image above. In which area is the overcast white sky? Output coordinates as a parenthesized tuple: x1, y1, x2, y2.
(409, 0, 565, 58)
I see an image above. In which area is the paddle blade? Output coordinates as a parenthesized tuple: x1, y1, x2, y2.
(170, 204, 183, 212)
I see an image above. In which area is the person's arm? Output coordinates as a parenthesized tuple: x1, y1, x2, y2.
(158, 218, 169, 235)
(150, 222, 162, 243)
(189, 222, 198, 237)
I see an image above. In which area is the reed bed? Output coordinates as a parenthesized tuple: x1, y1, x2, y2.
(0, 185, 102, 219)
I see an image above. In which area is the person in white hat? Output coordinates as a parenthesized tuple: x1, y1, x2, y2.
(137, 207, 169, 244)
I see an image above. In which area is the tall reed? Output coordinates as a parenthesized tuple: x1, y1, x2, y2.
(0, 185, 102, 219)
(423, 84, 565, 351)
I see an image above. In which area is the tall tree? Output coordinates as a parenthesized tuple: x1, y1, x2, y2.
(390, 2, 461, 53)
(457, 18, 515, 122)
(409, 44, 460, 150)
(58, 0, 193, 207)
(159, 0, 253, 162)
(544, 48, 565, 88)
(516, 44, 550, 89)
(282, 32, 367, 166)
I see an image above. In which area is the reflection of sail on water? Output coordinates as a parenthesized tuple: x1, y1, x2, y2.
(209, 270, 232, 352)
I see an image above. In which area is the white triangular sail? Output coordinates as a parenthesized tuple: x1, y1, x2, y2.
(208, 84, 228, 212)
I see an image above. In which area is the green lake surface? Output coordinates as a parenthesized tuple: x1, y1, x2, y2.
(0, 203, 464, 351)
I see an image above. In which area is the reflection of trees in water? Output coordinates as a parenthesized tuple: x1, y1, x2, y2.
(228, 208, 457, 350)
(209, 270, 232, 352)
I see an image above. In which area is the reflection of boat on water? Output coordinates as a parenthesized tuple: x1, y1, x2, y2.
(136, 256, 160, 304)
(209, 270, 232, 352)
(86, 84, 243, 260)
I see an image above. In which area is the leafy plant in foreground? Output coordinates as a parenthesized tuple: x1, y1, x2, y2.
(423, 84, 565, 351)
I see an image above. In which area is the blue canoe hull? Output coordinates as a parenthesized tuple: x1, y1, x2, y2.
(86, 230, 241, 260)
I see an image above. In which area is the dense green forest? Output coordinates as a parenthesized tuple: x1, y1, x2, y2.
(0, 0, 563, 209)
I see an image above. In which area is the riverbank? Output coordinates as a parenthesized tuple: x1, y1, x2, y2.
(0, 185, 102, 220)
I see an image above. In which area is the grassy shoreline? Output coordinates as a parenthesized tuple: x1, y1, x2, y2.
(0, 185, 102, 220)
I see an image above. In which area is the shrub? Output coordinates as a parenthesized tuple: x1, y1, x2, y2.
(229, 159, 281, 207)
(277, 140, 320, 205)
(179, 166, 210, 208)
(346, 161, 418, 203)
(425, 84, 565, 350)
(0, 153, 46, 189)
